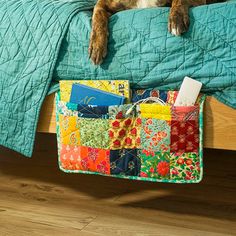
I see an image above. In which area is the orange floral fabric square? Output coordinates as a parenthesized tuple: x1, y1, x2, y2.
(60, 144, 110, 174)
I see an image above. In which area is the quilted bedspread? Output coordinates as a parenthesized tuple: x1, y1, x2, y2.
(0, 0, 235, 157)
(53, 0, 236, 109)
(0, 0, 95, 156)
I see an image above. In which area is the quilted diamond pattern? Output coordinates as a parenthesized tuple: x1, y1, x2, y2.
(0, 0, 236, 157)
(0, 0, 96, 156)
(54, 1, 236, 108)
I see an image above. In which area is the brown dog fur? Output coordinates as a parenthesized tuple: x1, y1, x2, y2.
(89, 0, 224, 65)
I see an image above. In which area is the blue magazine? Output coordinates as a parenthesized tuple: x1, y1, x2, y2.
(70, 83, 125, 106)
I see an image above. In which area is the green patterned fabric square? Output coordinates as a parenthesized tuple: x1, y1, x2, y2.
(108, 104, 136, 119)
(139, 150, 170, 179)
(170, 153, 200, 181)
(80, 118, 109, 149)
(141, 118, 170, 152)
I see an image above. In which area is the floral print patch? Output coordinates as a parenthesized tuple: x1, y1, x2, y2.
(57, 101, 78, 116)
(80, 118, 109, 149)
(109, 118, 141, 149)
(108, 104, 137, 119)
(139, 150, 170, 179)
(110, 149, 141, 176)
(141, 118, 170, 152)
(171, 120, 199, 153)
(59, 114, 80, 145)
(170, 152, 200, 181)
(60, 144, 110, 174)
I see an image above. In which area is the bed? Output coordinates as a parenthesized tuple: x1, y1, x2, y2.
(37, 2, 236, 151)
(37, 94, 236, 151)
(0, 0, 235, 157)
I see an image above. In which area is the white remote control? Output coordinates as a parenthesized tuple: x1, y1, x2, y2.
(174, 77, 202, 106)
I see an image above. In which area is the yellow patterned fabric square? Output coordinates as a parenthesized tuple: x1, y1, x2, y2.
(60, 80, 130, 103)
(109, 118, 142, 150)
(140, 104, 171, 121)
(59, 114, 81, 145)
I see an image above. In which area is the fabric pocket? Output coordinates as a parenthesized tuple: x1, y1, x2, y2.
(171, 105, 199, 121)
(140, 104, 171, 121)
(56, 92, 205, 184)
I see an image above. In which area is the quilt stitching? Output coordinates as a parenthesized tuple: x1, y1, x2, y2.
(109, 118, 141, 150)
(56, 91, 205, 183)
(170, 152, 200, 181)
(170, 120, 199, 153)
(141, 118, 171, 153)
(110, 149, 141, 176)
(54, 2, 236, 109)
(0, 0, 98, 156)
(139, 150, 170, 179)
(80, 118, 110, 149)
(0, 1, 235, 159)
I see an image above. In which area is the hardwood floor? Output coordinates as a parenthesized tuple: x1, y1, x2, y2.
(0, 133, 235, 236)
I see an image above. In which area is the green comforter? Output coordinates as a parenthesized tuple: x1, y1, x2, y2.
(0, 0, 235, 157)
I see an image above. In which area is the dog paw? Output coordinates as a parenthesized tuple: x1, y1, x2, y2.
(168, 8, 189, 36)
(88, 33, 107, 65)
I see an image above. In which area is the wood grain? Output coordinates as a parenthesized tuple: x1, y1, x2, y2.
(37, 94, 57, 133)
(37, 94, 236, 150)
(0, 134, 235, 235)
(204, 97, 236, 150)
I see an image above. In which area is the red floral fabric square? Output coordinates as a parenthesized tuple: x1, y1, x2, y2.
(170, 153, 201, 181)
(139, 150, 170, 179)
(170, 120, 199, 153)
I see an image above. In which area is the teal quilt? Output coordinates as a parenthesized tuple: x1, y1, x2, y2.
(0, 0, 95, 157)
(53, 1, 236, 108)
(0, 0, 235, 157)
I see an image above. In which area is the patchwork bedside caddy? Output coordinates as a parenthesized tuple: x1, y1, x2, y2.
(56, 90, 205, 183)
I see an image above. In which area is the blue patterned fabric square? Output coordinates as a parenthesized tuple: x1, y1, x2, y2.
(77, 104, 109, 119)
(110, 149, 141, 176)
(131, 90, 167, 103)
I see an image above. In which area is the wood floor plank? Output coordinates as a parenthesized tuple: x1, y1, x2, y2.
(81, 216, 233, 236)
(0, 133, 235, 236)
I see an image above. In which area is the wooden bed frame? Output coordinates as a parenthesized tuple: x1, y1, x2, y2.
(37, 94, 236, 151)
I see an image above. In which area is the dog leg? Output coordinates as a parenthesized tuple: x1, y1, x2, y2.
(89, 0, 138, 65)
(168, 0, 205, 36)
(89, 1, 111, 65)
